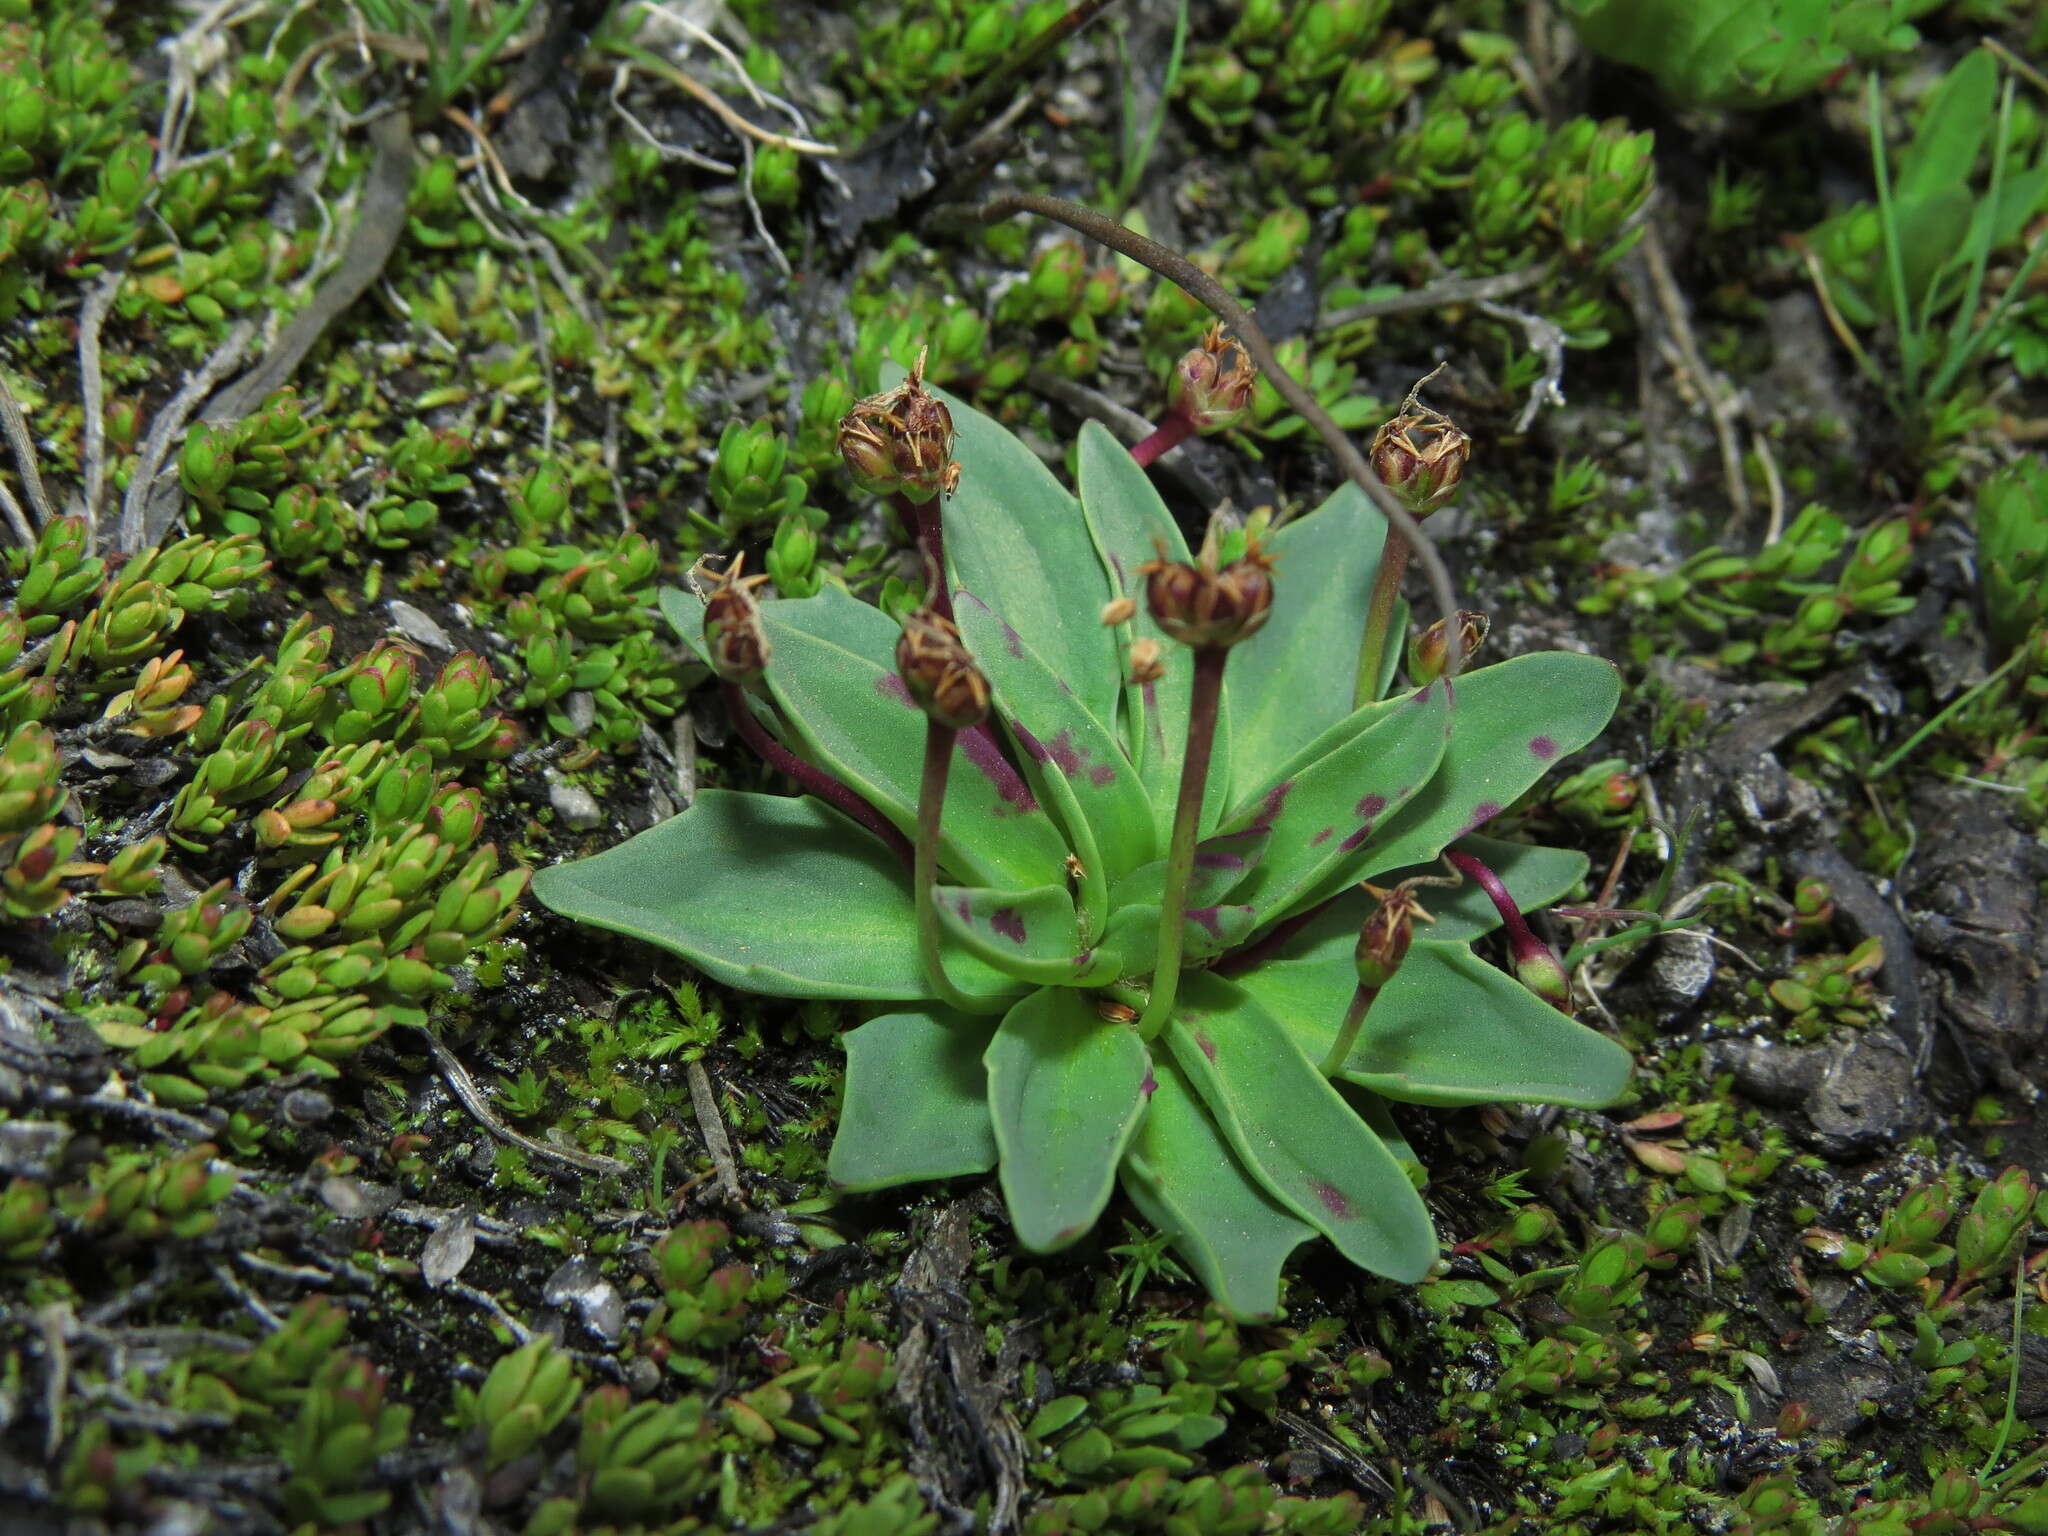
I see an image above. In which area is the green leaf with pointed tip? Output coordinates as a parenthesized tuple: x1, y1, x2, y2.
(1222, 482, 1385, 790)
(752, 585, 1070, 891)
(896, 373, 1121, 729)
(533, 790, 1020, 1001)
(1345, 941, 1631, 1107)
(1073, 422, 1234, 836)
(1248, 938, 1632, 1109)
(955, 587, 1155, 884)
(1166, 973, 1436, 1283)
(830, 1009, 998, 1191)
(1226, 681, 1452, 926)
(1112, 828, 1270, 913)
(986, 987, 1152, 1253)
(932, 883, 1104, 987)
(1350, 652, 1620, 889)
(1121, 1061, 1316, 1323)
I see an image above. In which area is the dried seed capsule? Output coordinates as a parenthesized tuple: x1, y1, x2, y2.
(1369, 389, 1470, 516)
(1355, 880, 1430, 989)
(836, 348, 960, 504)
(1407, 610, 1489, 682)
(1169, 325, 1258, 434)
(895, 608, 990, 730)
(1138, 535, 1275, 649)
(699, 554, 772, 684)
(1127, 639, 1165, 685)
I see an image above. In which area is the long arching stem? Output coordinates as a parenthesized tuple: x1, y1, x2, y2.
(721, 681, 913, 867)
(915, 722, 1011, 1016)
(1135, 646, 1227, 1041)
(975, 193, 1467, 682)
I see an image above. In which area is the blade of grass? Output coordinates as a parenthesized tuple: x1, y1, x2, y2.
(1868, 74, 1923, 405)
(1113, 0, 1189, 212)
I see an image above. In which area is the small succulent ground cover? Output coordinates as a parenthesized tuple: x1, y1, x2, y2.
(537, 372, 1630, 1318)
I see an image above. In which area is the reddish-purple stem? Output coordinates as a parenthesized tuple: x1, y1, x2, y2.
(720, 680, 914, 868)
(897, 493, 953, 623)
(1130, 412, 1196, 469)
(1446, 849, 1558, 971)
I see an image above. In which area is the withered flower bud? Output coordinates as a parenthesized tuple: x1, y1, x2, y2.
(1355, 880, 1434, 990)
(1169, 324, 1258, 434)
(1369, 387, 1470, 517)
(836, 347, 960, 504)
(1100, 596, 1137, 627)
(700, 554, 772, 683)
(895, 607, 990, 730)
(1127, 638, 1166, 685)
(1407, 610, 1490, 683)
(1138, 534, 1275, 650)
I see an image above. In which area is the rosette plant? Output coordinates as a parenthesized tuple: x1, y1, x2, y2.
(535, 363, 1630, 1321)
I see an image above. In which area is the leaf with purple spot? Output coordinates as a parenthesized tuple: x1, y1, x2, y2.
(1121, 1060, 1317, 1322)
(933, 882, 1119, 987)
(1224, 681, 1452, 927)
(1350, 652, 1621, 892)
(955, 586, 1157, 886)
(986, 986, 1153, 1253)
(1109, 827, 1271, 913)
(1165, 973, 1435, 1283)
(753, 585, 1071, 891)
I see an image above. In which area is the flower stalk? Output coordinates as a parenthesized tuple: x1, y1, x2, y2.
(718, 682, 913, 868)
(1447, 849, 1574, 1014)
(1135, 643, 1227, 1041)
(1320, 881, 1433, 1075)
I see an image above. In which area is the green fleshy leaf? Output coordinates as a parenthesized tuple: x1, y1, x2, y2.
(755, 585, 1071, 891)
(1182, 902, 1257, 960)
(986, 987, 1152, 1252)
(932, 883, 1105, 987)
(1121, 1061, 1316, 1323)
(1353, 652, 1621, 888)
(1378, 596, 1410, 700)
(532, 790, 1017, 1001)
(1111, 828, 1270, 912)
(830, 1009, 998, 1191)
(909, 375, 1121, 729)
(955, 587, 1156, 884)
(1074, 422, 1233, 835)
(1166, 973, 1436, 1283)
(1340, 941, 1633, 1107)
(1222, 482, 1384, 790)
(1226, 681, 1452, 926)
(1247, 938, 1633, 1109)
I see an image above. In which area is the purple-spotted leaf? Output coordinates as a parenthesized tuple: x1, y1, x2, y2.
(955, 587, 1156, 886)
(1182, 902, 1257, 960)
(829, 1009, 998, 1191)
(531, 790, 1022, 1001)
(1166, 973, 1435, 1283)
(932, 883, 1106, 987)
(1222, 482, 1385, 789)
(754, 585, 1070, 891)
(1224, 681, 1452, 926)
(1111, 828, 1271, 913)
(1074, 422, 1234, 836)
(986, 987, 1152, 1253)
(1249, 938, 1632, 1109)
(1352, 652, 1621, 889)
(1121, 1061, 1316, 1322)
(902, 373, 1122, 729)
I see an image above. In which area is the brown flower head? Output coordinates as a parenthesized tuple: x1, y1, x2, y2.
(1354, 879, 1436, 990)
(895, 606, 990, 730)
(699, 554, 772, 684)
(1369, 378, 1470, 517)
(1406, 610, 1490, 683)
(1169, 324, 1258, 434)
(1138, 533, 1275, 650)
(836, 347, 961, 505)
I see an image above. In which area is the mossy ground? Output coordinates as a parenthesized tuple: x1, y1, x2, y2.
(2, 1, 2047, 1532)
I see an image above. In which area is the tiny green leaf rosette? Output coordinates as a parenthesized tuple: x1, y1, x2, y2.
(534, 376, 1632, 1321)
